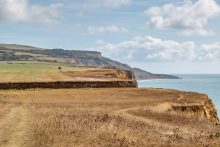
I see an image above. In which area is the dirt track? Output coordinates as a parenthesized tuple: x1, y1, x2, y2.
(0, 105, 31, 147)
(112, 104, 198, 137)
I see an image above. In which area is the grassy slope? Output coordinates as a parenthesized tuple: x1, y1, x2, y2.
(0, 61, 97, 82)
(0, 61, 131, 82)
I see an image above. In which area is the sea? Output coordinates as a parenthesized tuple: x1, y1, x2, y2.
(138, 74, 220, 117)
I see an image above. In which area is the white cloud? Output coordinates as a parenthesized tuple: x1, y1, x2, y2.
(87, 25, 127, 34)
(0, 0, 62, 24)
(90, 36, 220, 63)
(145, 0, 220, 36)
(199, 42, 220, 61)
(83, 0, 131, 9)
(91, 36, 197, 62)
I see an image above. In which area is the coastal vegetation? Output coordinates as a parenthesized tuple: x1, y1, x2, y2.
(0, 88, 219, 146)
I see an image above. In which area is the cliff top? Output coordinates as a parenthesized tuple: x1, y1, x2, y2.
(0, 88, 219, 146)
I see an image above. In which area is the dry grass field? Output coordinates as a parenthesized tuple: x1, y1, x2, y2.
(0, 88, 220, 146)
(0, 61, 130, 83)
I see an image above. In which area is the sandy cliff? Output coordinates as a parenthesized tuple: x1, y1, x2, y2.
(172, 99, 219, 125)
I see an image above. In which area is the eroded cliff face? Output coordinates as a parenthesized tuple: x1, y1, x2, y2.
(62, 68, 135, 81)
(203, 100, 220, 125)
(172, 99, 219, 125)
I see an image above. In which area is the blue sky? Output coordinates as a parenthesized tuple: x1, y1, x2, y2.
(0, 0, 220, 74)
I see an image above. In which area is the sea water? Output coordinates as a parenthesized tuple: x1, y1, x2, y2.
(138, 74, 220, 117)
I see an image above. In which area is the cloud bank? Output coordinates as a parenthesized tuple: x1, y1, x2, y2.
(0, 0, 62, 24)
(145, 0, 220, 36)
(199, 42, 220, 61)
(91, 36, 220, 62)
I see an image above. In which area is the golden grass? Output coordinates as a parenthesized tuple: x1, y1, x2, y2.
(0, 88, 220, 146)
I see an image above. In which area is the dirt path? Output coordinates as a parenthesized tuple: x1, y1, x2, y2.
(0, 106, 31, 147)
(110, 93, 186, 129)
(177, 93, 185, 101)
(110, 101, 198, 138)
(111, 106, 180, 131)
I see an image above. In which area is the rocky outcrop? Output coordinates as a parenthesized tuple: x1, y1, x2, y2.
(172, 99, 219, 125)
(203, 100, 220, 125)
(62, 68, 135, 81)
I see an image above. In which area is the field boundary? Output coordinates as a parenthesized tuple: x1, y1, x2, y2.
(0, 80, 138, 90)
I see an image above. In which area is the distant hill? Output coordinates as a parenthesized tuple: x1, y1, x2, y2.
(0, 43, 179, 80)
(0, 44, 44, 50)
(132, 68, 180, 80)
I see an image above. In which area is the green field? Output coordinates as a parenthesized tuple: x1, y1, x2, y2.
(0, 61, 95, 82)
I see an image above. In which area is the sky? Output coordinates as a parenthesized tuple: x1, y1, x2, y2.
(0, 0, 220, 74)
